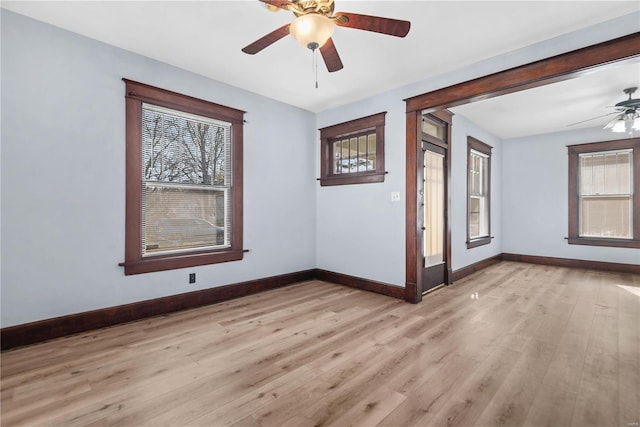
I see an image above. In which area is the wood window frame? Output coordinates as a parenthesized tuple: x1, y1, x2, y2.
(404, 33, 640, 303)
(120, 79, 245, 275)
(568, 137, 640, 249)
(466, 136, 492, 249)
(319, 112, 386, 186)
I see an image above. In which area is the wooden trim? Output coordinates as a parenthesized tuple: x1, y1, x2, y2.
(567, 138, 640, 153)
(452, 254, 504, 282)
(1, 268, 404, 350)
(405, 33, 639, 304)
(123, 79, 245, 123)
(567, 237, 640, 249)
(567, 137, 640, 249)
(404, 33, 640, 113)
(315, 269, 405, 300)
(409, 112, 453, 302)
(1, 270, 316, 351)
(119, 250, 246, 275)
(121, 80, 245, 275)
(502, 253, 640, 274)
(319, 112, 386, 137)
(319, 112, 387, 186)
(319, 171, 385, 186)
(467, 136, 493, 249)
(405, 110, 420, 303)
(444, 113, 453, 286)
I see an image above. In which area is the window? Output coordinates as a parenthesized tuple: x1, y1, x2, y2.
(121, 79, 245, 275)
(319, 112, 386, 186)
(467, 137, 492, 248)
(568, 138, 640, 248)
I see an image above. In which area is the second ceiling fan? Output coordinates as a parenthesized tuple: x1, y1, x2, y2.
(242, 0, 411, 72)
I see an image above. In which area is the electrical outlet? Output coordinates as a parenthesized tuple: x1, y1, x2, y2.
(189, 273, 196, 284)
(391, 191, 401, 202)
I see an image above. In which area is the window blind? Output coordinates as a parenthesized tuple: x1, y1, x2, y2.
(141, 103, 233, 256)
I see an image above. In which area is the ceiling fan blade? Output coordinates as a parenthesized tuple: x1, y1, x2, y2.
(334, 12, 410, 38)
(258, 0, 291, 11)
(241, 24, 290, 55)
(603, 114, 624, 129)
(320, 38, 344, 72)
(566, 111, 619, 127)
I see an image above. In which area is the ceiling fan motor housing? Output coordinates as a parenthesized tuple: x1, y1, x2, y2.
(290, 0, 335, 17)
(616, 87, 640, 109)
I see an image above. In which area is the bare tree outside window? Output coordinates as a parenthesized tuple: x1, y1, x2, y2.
(141, 105, 231, 256)
(121, 79, 244, 275)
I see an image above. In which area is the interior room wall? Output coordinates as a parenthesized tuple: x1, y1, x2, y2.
(2, 9, 638, 327)
(502, 127, 639, 265)
(450, 115, 503, 271)
(315, 12, 638, 286)
(315, 94, 407, 287)
(1, 10, 317, 327)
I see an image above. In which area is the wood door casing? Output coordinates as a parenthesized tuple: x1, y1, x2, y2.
(403, 33, 640, 304)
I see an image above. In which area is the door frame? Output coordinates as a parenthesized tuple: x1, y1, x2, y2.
(403, 32, 640, 304)
(419, 113, 452, 295)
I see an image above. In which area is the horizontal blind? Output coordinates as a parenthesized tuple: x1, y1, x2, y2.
(141, 103, 232, 256)
(579, 149, 632, 238)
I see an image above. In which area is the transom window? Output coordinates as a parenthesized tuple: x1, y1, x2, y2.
(121, 79, 245, 275)
(319, 112, 386, 186)
(568, 138, 639, 249)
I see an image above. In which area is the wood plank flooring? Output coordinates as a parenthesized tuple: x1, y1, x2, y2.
(1, 261, 639, 426)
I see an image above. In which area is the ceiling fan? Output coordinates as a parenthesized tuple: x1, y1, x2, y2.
(603, 87, 640, 133)
(569, 87, 640, 133)
(241, 0, 411, 73)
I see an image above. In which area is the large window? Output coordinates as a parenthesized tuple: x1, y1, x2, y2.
(319, 112, 386, 186)
(467, 137, 492, 249)
(568, 138, 639, 248)
(121, 80, 245, 275)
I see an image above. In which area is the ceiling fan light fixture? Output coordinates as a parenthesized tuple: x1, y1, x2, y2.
(289, 13, 335, 50)
(610, 118, 627, 133)
(608, 110, 638, 133)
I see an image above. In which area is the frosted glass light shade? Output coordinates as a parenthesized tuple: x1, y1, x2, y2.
(611, 118, 627, 133)
(289, 14, 335, 49)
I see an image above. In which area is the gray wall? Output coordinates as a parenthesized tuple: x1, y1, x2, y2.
(315, 12, 639, 286)
(502, 127, 640, 265)
(1, 10, 317, 327)
(450, 115, 503, 271)
(2, 9, 638, 327)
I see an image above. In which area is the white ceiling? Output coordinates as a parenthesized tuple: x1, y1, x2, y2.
(451, 60, 640, 139)
(2, 1, 640, 138)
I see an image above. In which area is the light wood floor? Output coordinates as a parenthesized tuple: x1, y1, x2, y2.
(1, 261, 639, 427)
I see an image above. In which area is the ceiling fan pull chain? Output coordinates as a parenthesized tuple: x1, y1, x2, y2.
(315, 48, 319, 89)
(311, 48, 318, 89)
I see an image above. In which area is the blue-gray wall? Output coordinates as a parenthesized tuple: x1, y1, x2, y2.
(2, 9, 638, 327)
(503, 127, 639, 264)
(1, 10, 317, 327)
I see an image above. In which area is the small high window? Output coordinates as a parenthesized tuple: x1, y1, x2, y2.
(319, 113, 386, 186)
(568, 138, 639, 248)
(467, 137, 492, 249)
(121, 79, 245, 275)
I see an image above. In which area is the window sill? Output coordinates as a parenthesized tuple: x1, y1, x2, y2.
(567, 237, 640, 249)
(467, 236, 492, 249)
(120, 249, 246, 275)
(320, 171, 386, 187)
